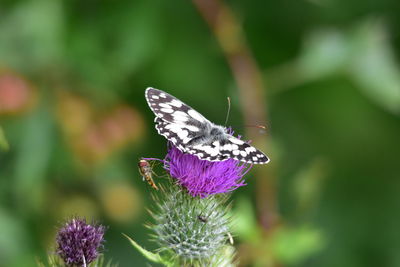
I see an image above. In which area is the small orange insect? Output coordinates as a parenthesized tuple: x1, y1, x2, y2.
(138, 159, 159, 190)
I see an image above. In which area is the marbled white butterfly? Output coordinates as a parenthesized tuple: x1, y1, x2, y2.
(145, 87, 269, 164)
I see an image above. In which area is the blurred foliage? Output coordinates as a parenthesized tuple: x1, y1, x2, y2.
(0, 0, 400, 266)
(233, 197, 323, 267)
(37, 254, 118, 267)
(0, 126, 9, 151)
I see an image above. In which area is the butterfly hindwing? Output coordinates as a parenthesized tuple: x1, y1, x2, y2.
(190, 136, 269, 163)
(155, 116, 269, 164)
(154, 117, 194, 152)
(221, 137, 269, 164)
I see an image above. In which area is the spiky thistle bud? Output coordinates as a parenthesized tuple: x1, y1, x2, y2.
(150, 184, 233, 266)
(56, 218, 105, 266)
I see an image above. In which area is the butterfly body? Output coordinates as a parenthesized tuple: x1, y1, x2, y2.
(146, 87, 269, 164)
(185, 123, 225, 147)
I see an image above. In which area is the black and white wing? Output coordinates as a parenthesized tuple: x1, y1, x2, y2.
(154, 117, 198, 153)
(146, 87, 211, 151)
(154, 117, 270, 164)
(145, 87, 210, 126)
(189, 135, 270, 164)
(146, 87, 270, 164)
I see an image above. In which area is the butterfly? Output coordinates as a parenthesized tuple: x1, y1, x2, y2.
(145, 87, 269, 164)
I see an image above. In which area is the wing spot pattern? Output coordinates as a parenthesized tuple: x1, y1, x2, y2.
(160, 108, 174, 113)
(185, 125, 199, 132)
(188, 109, 205, 123)
(159, 103, 172, 109)
(245, 147, 256, 153)
(172, 112, 188, 122)
(229, 138, 244, 145)
(169, 99, 183, 107)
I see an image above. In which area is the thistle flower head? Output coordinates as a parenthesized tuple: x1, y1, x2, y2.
(163, 143, 252, 198)
(56, 218, 105, 266)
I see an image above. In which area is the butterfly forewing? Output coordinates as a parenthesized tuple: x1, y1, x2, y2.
(146, 88, 210, 126)
(146, 87, 270, 164)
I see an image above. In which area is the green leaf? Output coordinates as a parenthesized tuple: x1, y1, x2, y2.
(0, 127, 9, 151)
(123, 233, 172, 266)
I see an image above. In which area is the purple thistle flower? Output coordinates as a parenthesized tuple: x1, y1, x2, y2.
(56, 218, 105, 266)
(163, 143, 252, 198)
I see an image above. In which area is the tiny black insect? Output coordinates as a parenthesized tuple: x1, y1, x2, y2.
(198, 215, 208, 223)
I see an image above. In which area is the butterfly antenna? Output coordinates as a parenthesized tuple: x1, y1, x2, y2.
(244, 124, 268, 134)
(224, 96, 231, 127)
(244, 124, 267, 130)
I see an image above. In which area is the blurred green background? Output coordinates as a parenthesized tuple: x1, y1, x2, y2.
(1, 0, 400, 266)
